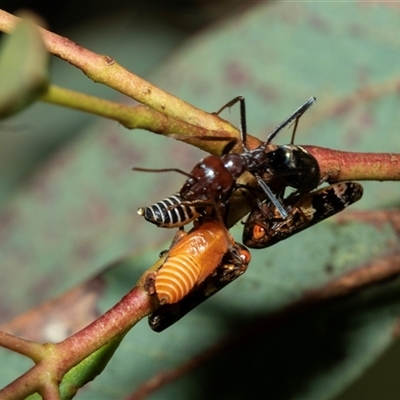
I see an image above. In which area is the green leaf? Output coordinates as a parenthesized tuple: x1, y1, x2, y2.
(1, 2, 400, 399)
(0, 13, 49, 118)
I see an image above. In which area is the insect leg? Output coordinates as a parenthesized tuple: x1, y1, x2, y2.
(214, 95, 244, 116)
(255, 175, 288, 219)
(214, 96, 250, 152)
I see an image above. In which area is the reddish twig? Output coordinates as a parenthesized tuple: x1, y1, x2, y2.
(0, 9, 235, 135)
(305, 146, 400, 183)
(0, 285, 156, 399)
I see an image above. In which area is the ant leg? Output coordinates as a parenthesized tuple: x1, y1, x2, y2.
(234, 184, 274, 220)
(266, 97, 316, 144)
(234, 180, 287, 220)
(255, 175, 288, 219)
(214, 96, 244, 115)
(214, 96, 250, 152)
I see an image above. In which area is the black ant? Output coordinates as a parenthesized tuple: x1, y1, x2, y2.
(134, 96, 319, 226)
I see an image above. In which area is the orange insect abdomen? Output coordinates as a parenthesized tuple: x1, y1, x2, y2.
(155, 220, 234, 304)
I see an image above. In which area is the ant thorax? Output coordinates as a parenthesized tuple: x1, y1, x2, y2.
(240, 147, 270, 172)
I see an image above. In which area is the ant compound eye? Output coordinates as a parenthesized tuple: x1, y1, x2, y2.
(253, 224, 266, 240)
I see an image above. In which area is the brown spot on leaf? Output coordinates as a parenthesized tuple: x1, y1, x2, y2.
(1, 276, 106, 342)
(225, 61, 250, 86)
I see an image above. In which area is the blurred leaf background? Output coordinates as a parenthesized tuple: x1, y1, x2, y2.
(1, 1, 400, 399)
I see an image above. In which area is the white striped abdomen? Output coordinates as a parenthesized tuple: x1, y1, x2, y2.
(137, 194, 200, 228)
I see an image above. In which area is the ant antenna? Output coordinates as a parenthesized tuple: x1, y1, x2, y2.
(133, 167, 194, 179)
(290, 116, 300, 145)
(266, 97, 316, 144)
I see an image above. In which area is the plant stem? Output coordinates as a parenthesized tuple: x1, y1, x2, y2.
(0, 9, 236, 135)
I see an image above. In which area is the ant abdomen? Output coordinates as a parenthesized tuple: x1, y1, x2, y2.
(137, 194, 201, 228)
